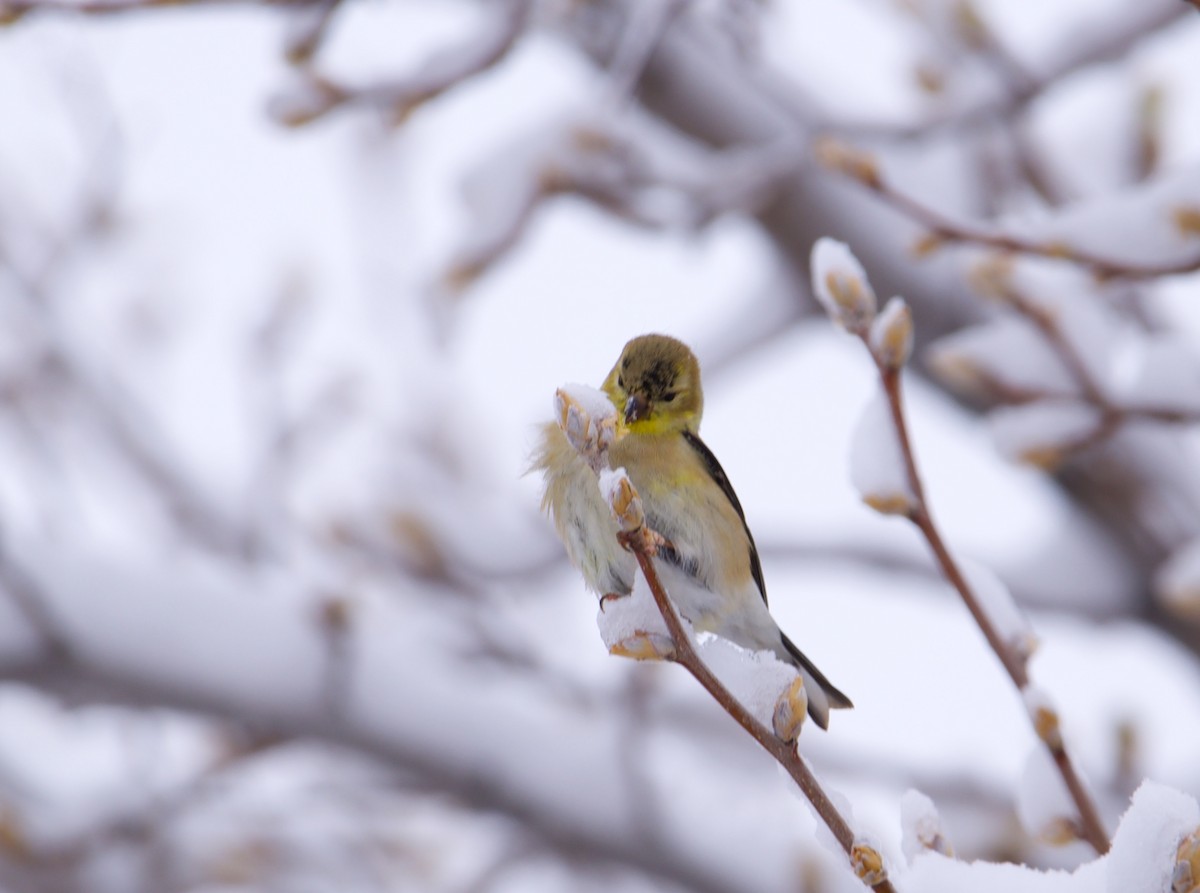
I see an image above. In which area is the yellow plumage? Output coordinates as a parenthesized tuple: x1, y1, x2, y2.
(533, 334, 851, 729)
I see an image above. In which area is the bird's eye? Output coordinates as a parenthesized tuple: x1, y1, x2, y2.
(662, 392, 676, 402)
(618, 376, 626, 390)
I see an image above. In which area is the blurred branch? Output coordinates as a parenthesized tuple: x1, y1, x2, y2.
(0, 151, 265, 560)
(443, 113, 800, 291)
(0, 0, 308, 20)
(0, 570, 761, 893)
(972, 269, 1200, 456)
(603, 0, 689, 103)
(843, 1, 1190, 138)
(815, 138, 1200, 281)
(0, 535, 71, 659)
(0, 726, 283, 891)
(269, 0, 533, 127)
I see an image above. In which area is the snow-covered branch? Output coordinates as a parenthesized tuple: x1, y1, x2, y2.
(553, 386, 897, 893)
(816, 138, 1200, 281)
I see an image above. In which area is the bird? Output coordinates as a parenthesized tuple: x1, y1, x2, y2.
(534, 333, 852, 729)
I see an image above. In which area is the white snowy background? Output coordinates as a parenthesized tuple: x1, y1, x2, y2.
(1, 1, 1200, 891)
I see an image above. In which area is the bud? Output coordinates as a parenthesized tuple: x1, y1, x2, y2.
(913, 64, 945, 95)
(952, 0, 988, 49)
(0, 804, 28, 859)
(555, 384, 619, 473)
(0, 3, 26, 24)
(813, 137, 882, 188)
(1173, 206, 1200, 239)
(869, 297, 914, 369)
(609, 632, 676, 661)
(772, 675, 808, 742)
(1174, 827, 1200, 893)
(900, 790, 955, 861)
(1024, 687, 1063, 751)
(600, 468, 645, 533)
(850, 388, 918, 516)
(1157, 537, 1200, 621)
(851, 839, 887, 886)
(911, 231, 945, 258)
(968, 254, 1016, 303)
(811, 238, 878, 334)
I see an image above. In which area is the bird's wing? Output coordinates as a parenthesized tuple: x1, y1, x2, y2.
(681, 430, 769, 607)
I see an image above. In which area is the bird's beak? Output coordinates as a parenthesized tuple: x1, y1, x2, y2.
(624, 393, 649, 425)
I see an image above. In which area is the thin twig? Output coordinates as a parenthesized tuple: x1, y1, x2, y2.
(833, 3, 1189, 140)
(0, 0, 291, 19)
(862, 337, 1111, 855)
(987, 280, 1200, 454)
(617, 530, 898, 893)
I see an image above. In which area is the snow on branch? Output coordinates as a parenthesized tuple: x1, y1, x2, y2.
(902, 781, 1197, 891)
(815, 138, 1200, 281)
(442, 111, 801, 292)
(925, 258, 1200, 465)
(899, 790, 953, 862)
(812, 236, 1112, 856)
(839, 0, 1189, 139)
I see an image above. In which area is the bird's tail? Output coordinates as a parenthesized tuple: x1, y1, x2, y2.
(780, 633, 853, 731)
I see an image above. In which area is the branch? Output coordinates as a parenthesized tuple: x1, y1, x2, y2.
(0, 0, 298, 20)
(815, 139, 1200, 281)
(836, 1, 1189, 139)
(810, 241, 1111, 854)
(927, 263, 1200, 461)
(550, 388, 895, 892)
(0, 534, 72, 659)
(269, 0, 532, 127)
(0, 539, 795, 893)
(872, 353, 1111, 854)
(618, 524, 896, 892)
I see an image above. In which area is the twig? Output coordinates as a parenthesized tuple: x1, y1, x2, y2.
(975, 276, 1200, 454)
(603, 0, 689, 104)
(860, 336, 1112, 855)
(834, 3, 1189, 140)
(270, 0, 532, 127)
(0, 534, 72, 659)
(816, 140, 1200, 281)
(616, 527, 898, 893)
(0, 0, 282, 20)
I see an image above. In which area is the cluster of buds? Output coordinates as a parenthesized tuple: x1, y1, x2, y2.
(555, 384, 619, 475)
(812, 238, 913, 372)
(811, 238, 878, 336)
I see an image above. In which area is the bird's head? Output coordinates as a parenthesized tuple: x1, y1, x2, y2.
(602, 334, 703, 435)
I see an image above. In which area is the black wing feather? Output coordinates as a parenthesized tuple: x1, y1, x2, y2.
(681, 430, 769, 607)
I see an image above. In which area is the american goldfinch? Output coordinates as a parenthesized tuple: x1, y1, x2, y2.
(535, 334, 852, 729)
